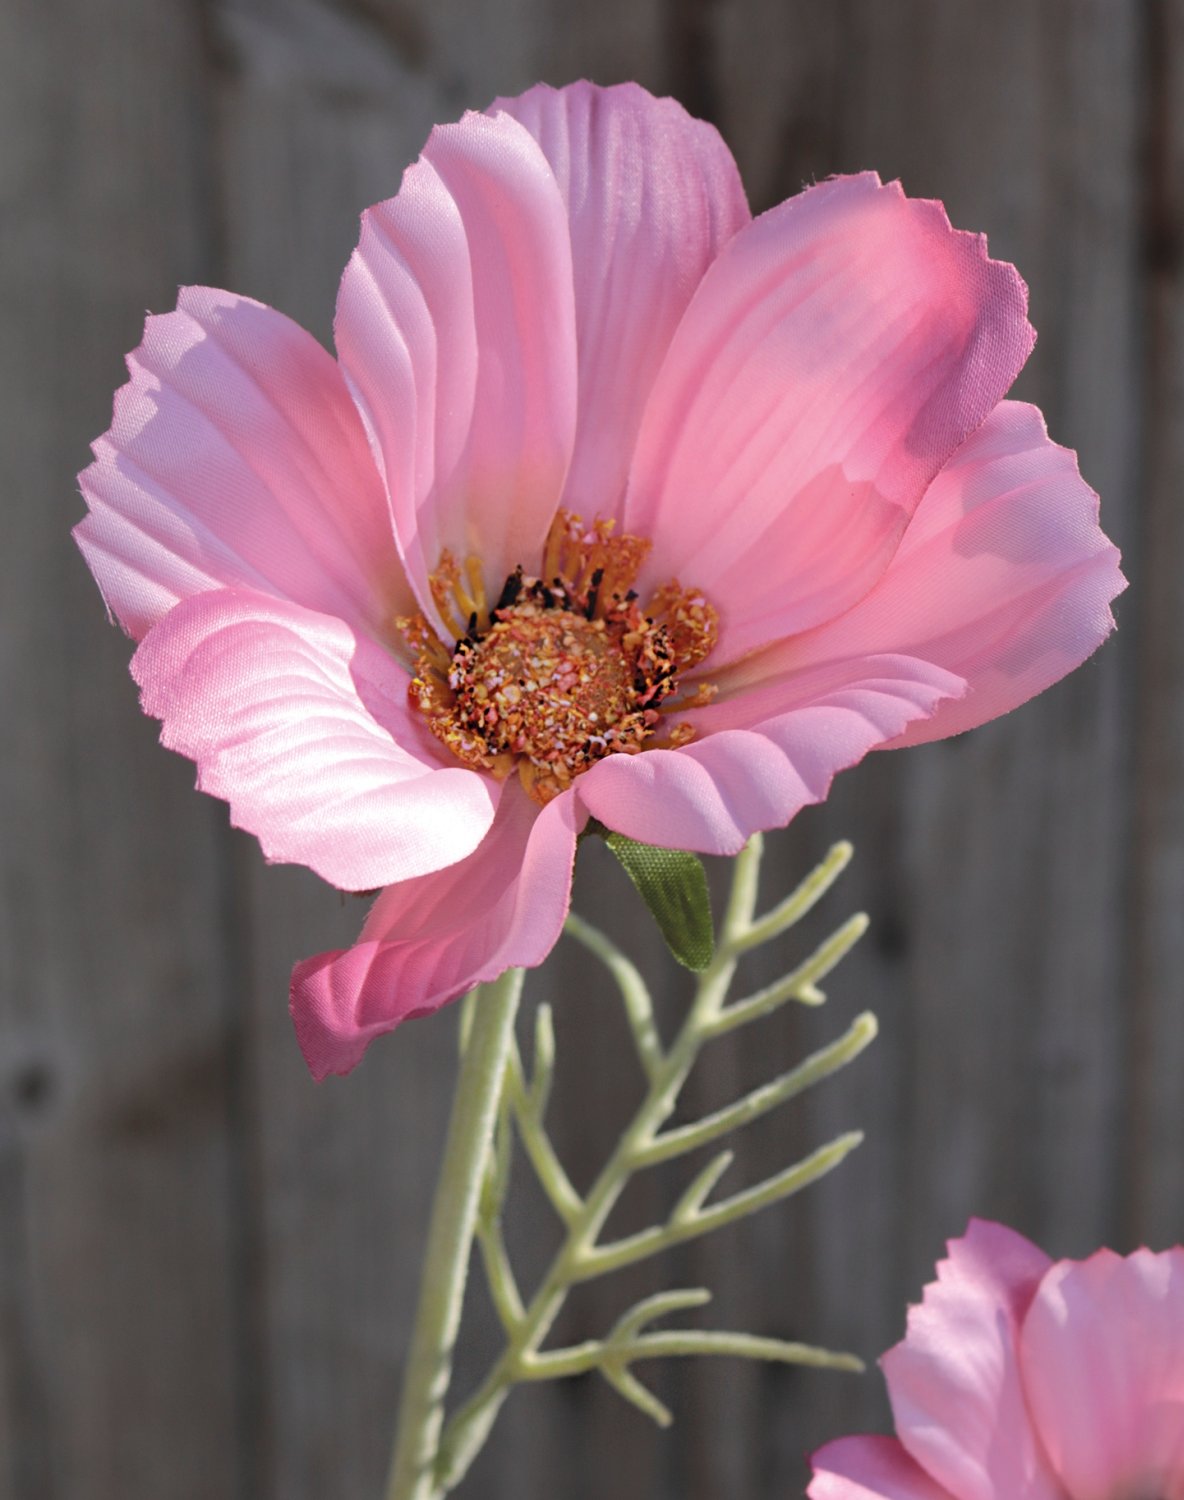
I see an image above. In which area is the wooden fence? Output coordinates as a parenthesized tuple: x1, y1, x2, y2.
(3, 0, 1180, 1496)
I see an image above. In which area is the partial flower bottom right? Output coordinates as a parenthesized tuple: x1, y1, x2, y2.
(809, 1218, 1184, 1500)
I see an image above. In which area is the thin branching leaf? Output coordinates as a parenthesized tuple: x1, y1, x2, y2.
(438, 840, 871, 1490)
(577, 1132, 864, 1279)
(712, 914, 870, 1034)
(504, 1046, 583, 1224)
(670, 1152, 734, 1223)
(734, 840, 854, 951)
(641, 1015, 878, 1166)
(601, 1364, 673, 1427)
(610, 1287, 712, 1341)
(565, 912, 663, 1078)
(476, 1218, 525, 1335)
(529, 1004, 556, 1117)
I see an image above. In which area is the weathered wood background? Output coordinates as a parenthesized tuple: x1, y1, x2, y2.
(3, 0, 1180, 1495)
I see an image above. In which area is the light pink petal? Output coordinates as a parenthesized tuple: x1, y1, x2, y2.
(334, 109, 577, 623)
(881, 1220, 1061, 1500)
(75, 286, 411, 643)
(131, 588, 497, 891)
(1019, 1247, 1184, 1500)
(623, 174, 1034, 664)
(745, 402, 1122, 746)
(290, 783, 583, 1079)
(810, 1437, 958, 1500)
(575, 653, 963, 854)
(492, 81, 750, 518)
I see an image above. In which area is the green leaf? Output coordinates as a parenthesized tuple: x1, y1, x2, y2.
(604, 834, 714, 971)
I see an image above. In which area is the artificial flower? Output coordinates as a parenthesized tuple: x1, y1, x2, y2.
(75, 82, 1123, 1078)
(809, 1219, 1184, 1500)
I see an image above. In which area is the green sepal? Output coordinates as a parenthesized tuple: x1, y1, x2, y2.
(603, 833, 714, 972)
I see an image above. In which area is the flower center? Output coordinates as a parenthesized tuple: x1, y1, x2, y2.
(453, 604, 644, 759)
(398, 511, 718, 804)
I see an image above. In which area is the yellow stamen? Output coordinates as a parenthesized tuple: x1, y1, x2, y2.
(464, 556, 489, 626)
(428, 553, 470, 638)
(542, 511, 568, 584)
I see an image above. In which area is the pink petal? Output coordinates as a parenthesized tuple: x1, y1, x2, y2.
(810, 1436, 958, 1500)
(757, 402, 1123, 747)
(1019, 1247, 1184, 1500)
(334, 109, 577, 623)
(881, 1220, 1061, 1500)
(76, 286, 410, 643)
(131, 588, 497, 891)
(493, 81, 749, 517)
(290, 783, 583, 1079)
(575, 653, 963, 854)
(623, 174, 1035, 664)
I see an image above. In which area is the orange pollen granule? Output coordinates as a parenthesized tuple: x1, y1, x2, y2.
(397, 511, 720, 805)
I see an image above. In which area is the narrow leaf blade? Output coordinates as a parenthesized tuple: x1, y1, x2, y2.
(604, 833, 714, 971)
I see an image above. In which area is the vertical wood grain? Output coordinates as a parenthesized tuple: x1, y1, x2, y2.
(4, 1, 1174, 1497)
(688, 1, 1144, 1489)
(0, 2, 244, 1497)
(1129, 0, 1184, 1248)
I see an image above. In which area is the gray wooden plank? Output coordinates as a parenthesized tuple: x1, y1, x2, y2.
(10, 1, 1160, 1496)
(0, 1, 246, 1497)
(1128, 0, 1184, 1248)
(204, 8, 456, 1487)
(693, 2, 1144, 1492)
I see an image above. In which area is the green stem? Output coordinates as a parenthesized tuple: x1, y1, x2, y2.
(385, 968, 524, 1500)
(434, 837, 766, 1492)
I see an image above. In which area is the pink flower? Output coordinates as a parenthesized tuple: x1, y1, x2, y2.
(75, 83, 1123, 1079)
(809, 1220, 1184, 1500)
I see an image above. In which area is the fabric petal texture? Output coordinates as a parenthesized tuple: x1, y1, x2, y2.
(810, 1437, 958, 1500)
(882, 1220, 1059, 1500)
(290, 785, 583, 1079)
(132, 588, 498, 891)
(76, 285, 413, 643)
(576, 654, 964, 854)
(1019, 1247, 1184, 1500)
(493, 80, 750, 518)
(76, 81, 1123, 1075)
(813, 1223, 1184, 1500)
(334, 108, 578, 622)
(623, 172, 1036, 663)
(739, 401, 1124, 747)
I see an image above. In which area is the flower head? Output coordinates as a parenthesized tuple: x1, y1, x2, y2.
(75, 82, 1124, 1078)
(809, 1220, 1184, 1500)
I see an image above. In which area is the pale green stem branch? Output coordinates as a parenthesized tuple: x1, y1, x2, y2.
(528, 1004, 556, 1115)
(518, 1330, 864, 1380)
(573, 1131, 863, 1281)
(434, 840, 767, 1491)
(427, 834, 867, 1494)
(504, 1045, 583, 1224)
(732, 841, 854, 953)
(723, 830, 765, 939)
(475, 1217, 525, 1336)
(564, 910, 663, 1080)
(385, 968, 524, 1500)
(670, 1151, 734, 1223)
(708, 914, 870, 1035)
(610, 1287, 712, 1337)
(636, 1012, 878, 1165)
